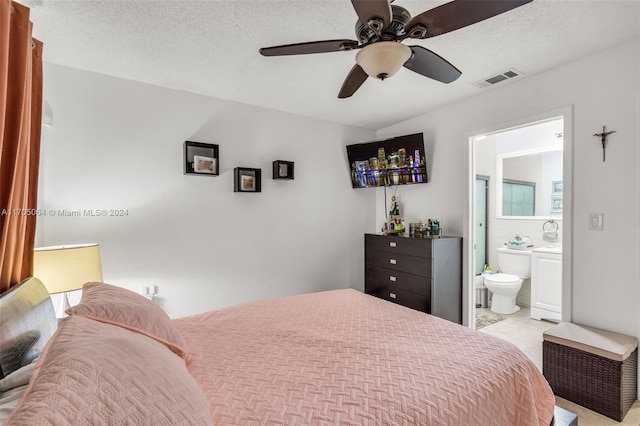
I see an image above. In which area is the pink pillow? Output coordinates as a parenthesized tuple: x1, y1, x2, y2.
(5, 316, 213, 425)
(66, 282, 186, 357)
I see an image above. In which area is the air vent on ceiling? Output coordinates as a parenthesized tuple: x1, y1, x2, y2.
(472, 68, 524, 88)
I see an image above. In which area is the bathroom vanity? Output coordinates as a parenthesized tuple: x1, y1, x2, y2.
(530, 247, 562, 321)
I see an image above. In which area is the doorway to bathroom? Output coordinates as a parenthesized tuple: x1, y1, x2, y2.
(467, 107, 573, 335)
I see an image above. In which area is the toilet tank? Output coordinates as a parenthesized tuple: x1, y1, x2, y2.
(497, 247, 532, 278)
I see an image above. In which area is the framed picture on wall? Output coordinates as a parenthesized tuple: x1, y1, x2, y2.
(552, 180, 563, 194)
(184, 141, 219, 176)
(551, 196, 563, 212)
(272, 160, 294, 180)
(234, 167, 262, 193)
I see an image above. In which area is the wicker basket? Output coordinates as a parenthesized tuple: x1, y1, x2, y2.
(543, 323, 638, 422)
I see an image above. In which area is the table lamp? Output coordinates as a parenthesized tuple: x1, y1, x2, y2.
(33, 244, 103, 317)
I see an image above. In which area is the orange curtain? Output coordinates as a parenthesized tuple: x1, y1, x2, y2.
(0, 0, 43, 294)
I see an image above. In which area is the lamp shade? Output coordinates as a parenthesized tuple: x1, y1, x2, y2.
(355, 41, 411, 80)
(33, 244, 103, 294)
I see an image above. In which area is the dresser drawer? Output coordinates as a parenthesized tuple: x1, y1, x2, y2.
(365, 265, 431, 298)
(365, 250, 431, 277)
(365, 234, 432, 258)
(365, 283, 431, 314)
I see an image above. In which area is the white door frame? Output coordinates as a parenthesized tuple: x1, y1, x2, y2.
(463, 105, 573, 328)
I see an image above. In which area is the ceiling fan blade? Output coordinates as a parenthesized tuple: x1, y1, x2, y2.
(407, 0, 532, 39)
(351, 0, 392, 28)
(403, 46, 461, 83)
(260, 39, 359, 56)
(338, 64, 369, 99)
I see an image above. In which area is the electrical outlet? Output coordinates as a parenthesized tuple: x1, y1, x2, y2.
(140, 285, 157, 299)
(589, 213, 604, 231)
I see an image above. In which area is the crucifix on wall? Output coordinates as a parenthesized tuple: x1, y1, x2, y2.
(593, 125, 616, 162)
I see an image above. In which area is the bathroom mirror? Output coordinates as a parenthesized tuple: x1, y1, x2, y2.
(497, 148, 563, 218)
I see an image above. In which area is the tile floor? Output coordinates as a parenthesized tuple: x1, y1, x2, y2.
(477, 307, 640, 425)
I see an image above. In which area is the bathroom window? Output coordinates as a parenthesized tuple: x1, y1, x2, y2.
(502, 180, 535, 216)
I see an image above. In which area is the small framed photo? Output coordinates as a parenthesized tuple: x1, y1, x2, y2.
(241, 175, 256, 191)
(193, 155, 217, 174)
(234, 167, 261, 193)
(184, 141, 219, 176)
(552, 180, 563, 194)
(551, 196, 563, 212)
(272, 160, 294, 180)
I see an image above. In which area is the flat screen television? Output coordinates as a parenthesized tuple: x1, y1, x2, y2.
(346, 133, 427, 188)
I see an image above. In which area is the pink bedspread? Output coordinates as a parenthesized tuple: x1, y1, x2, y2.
(173, 289, 555, 425)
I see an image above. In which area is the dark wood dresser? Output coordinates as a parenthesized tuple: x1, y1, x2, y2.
(364, 233, 462, 324)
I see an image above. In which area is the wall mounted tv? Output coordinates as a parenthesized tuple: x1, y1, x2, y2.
(346, 133, 427, 188)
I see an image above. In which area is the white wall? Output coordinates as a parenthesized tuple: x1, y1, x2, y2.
(37, 64, 376, 318)
(376, 38, 640, 339)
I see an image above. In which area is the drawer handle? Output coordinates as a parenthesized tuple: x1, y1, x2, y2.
(389, 259, 397, 265)
(389, 292, 397, 299)
(389, 276, 397, 282)
(389, 242, 397, 248)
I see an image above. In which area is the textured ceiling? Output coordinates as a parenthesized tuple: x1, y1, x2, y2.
(27, 0, 640, 130)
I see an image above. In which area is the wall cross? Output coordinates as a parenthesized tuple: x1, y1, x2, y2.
(593, 125, 616, 162)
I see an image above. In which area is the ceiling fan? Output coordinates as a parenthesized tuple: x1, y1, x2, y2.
(259, 0, 532, 98)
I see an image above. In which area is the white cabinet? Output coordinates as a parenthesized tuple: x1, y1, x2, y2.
(531, 248, 562, 321)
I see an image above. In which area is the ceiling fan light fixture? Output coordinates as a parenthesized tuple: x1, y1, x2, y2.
(355, 41, 411, 80)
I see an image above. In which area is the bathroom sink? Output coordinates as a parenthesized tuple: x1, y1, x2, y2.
(532, 246, 562, 255)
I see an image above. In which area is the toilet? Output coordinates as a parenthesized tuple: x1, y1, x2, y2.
(484, 247, 532, 315)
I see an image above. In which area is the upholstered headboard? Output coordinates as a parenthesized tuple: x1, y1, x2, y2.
(0, 278, 56, 378)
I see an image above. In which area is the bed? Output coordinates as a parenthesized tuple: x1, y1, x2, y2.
(1, 278, 555, 425)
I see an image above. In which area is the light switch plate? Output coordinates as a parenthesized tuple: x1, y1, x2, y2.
(589, 213, 604, 231)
